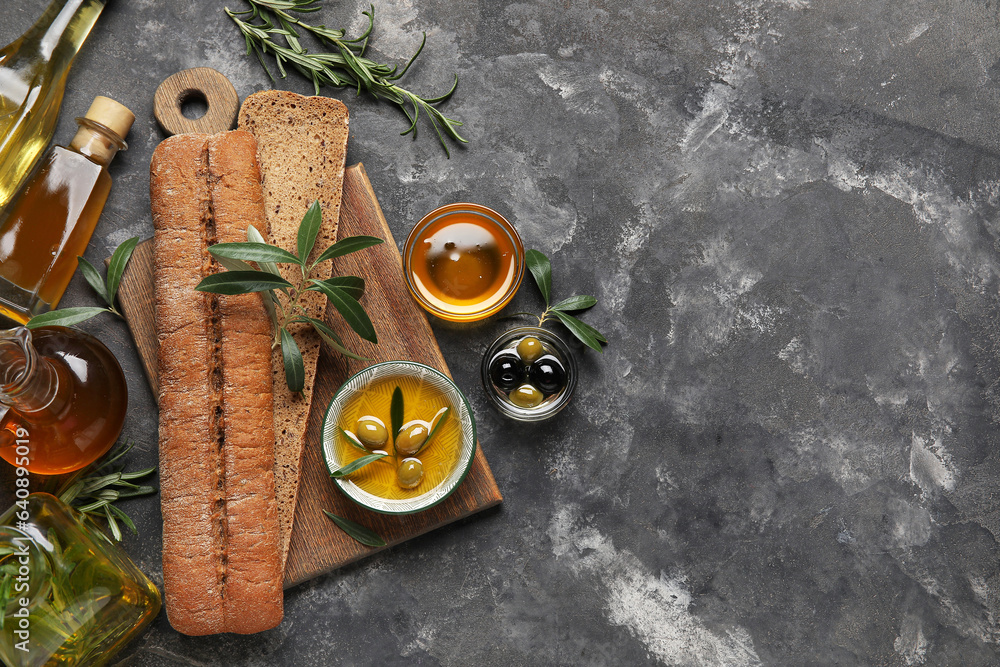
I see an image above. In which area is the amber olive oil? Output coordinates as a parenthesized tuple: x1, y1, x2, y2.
(404, 203, 524, 322)
(335, 373, 463, 500)
(0, 326, 127, 475)
(0, 97, 133, 323)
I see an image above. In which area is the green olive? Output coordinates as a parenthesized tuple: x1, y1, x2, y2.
(355, 416, 388, 449)
(516, 336, 544, 363)
(397, 458, 424, 489)
(395, 420, 429, 455)
(509, 384, 544, 408)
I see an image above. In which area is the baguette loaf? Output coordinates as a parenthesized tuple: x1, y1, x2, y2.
(237, 90, 350, 568)
(152, 130, 283, 636)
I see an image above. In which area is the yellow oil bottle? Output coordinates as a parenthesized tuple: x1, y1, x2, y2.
(0, 0, 106, 211)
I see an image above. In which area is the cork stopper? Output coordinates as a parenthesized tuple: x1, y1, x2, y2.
(83, 96, 134, 141)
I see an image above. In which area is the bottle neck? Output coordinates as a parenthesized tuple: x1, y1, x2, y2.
(0, 328, 59, 414)
(69, 116, 125, 166)
(20, 0, 105, 62)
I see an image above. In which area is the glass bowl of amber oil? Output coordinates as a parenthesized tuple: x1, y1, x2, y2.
(481, 327, 578, 422)
(403, 203, 525, 322)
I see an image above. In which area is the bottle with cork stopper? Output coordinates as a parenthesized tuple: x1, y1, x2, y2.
(0, 96, 134, 324)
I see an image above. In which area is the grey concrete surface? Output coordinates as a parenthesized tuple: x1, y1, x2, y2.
(5, 0, 1000, 664)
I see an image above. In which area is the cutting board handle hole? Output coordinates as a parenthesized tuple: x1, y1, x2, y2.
(180, 89, 209, 121)
(153, 67, 240, 136)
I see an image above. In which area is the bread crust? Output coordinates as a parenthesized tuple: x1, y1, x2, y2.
(153, 134, 222, 636)
(238, 90, 349, 568)
(153, 130, 283, 636)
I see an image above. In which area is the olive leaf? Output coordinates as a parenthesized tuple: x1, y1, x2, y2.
(312, 281, 378, 343)
(214, 255, 256, 273)
(329, 452, 389, 478)
(322, 510, 387, 547)
(209, 241, 301, 265)
(551, 310, 605, 353)
(105, 236, 139, 302)
(525, 249, 552, 305)
(26, 306, 109, 329)
(310, 275, 365, 300)
(280, 327, 306, 392)
(414, 406, 450, 455)
(247, 224, 282, 277)
(313, 236, 383, 265)
(339, 426, 370, 453)
(303, 317, 369, 361)
(195, 270, 293, 295)
(551, 295, 597, 312)
(78, 257, 111, 305)
(391, 386, 404, 441)
(558, 310, 606, 343)
(25, 237, 139, 329)
(297, 200, 324, 264)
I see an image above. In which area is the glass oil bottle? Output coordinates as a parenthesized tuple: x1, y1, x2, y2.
(0, 96, 134, 324)
(0, 493, 161, 667)
(0, 0, 106, 210)
(0, 325, 127, 475)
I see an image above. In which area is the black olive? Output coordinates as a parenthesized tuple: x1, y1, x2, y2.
(528, 355, 566, 395)
(489, 352, 525, 391)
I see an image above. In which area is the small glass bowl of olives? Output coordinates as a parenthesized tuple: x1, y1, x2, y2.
(481, 327, 577, 422)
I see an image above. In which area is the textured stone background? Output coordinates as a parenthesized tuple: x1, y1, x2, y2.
(6, 0, 1000, 664)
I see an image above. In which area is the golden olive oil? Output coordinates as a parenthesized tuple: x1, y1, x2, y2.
(336, 373, 463, 500)
(0, 0, 106, 210)
(0, 494, 161, 667)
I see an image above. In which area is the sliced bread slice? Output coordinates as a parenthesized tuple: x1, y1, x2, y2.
(237, 90, 350, 570)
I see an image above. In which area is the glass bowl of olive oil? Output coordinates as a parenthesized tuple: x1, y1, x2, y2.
(403, 203, 525, 322)
(322, 361, 477, 515)
(482, 327, 578, 422)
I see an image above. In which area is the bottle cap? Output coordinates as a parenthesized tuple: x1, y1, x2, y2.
(83, 96, 135, 141)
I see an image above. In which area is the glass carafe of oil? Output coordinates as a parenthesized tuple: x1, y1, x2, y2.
(0, 325, 127, 475)
(0, 96, 134, 323)
(0, 0, 107, 211)
(0, 493, 161, 667)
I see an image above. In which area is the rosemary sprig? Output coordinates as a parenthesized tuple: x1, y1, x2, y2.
(225, 0, 467, 156)
(54, 441, 156, 541)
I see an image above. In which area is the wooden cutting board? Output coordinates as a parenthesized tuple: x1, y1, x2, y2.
(116, 162, 502, 588)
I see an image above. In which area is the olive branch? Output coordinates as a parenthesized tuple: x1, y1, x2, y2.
(520, 249, 608, 352)
(195, 200, 383, 391)
(25, 237, 139, 329)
